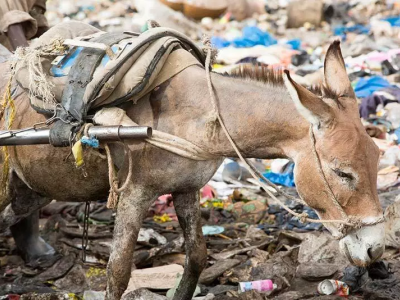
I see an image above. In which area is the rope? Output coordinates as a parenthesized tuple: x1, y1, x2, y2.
(244, 158, 307, 205)
(104, 143, 133, 209)
(308, 126, 384, 235)
(11, 38, 67, 106)
(80, 123, 133, 209)
(201, 36, 384, 238)
(309, 126, 348, 220)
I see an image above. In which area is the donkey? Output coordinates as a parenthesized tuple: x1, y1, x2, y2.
(0, 40, 384, 299)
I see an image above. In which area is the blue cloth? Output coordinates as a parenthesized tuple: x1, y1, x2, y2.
(333, 25, 370, 36)
(354, 76, 392, 99)
(211, 26, 277, 49)
(383, 16, 400, 27)
(262, 162, 295, 187)
(359, 86, 400, 119)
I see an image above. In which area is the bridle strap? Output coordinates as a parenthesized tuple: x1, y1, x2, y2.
(309, 125, 384, 237)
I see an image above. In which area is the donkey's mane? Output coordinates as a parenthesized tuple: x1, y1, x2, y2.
(227, 64, 341, 102)
(228, 64, 284, 86)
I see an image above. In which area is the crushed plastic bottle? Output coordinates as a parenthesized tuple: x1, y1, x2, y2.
(317, 280, 349, 296)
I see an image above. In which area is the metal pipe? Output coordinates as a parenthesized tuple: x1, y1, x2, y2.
(88, 126, 152, 141)
(0, 129, 50, 145)
(0, 126, 152, 146)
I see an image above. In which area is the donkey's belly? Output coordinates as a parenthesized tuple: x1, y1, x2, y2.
(10, 144, 109, 202)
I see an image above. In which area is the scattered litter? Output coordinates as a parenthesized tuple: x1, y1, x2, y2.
(202, 225, 225, 236)
(199, 259, 241, 285)
(317, 280, 350, 296)
(125, 264, 184, 292)
(238, 279, 277, 293)
(138, 228, 167, 246)
(82, 290, 106, 300)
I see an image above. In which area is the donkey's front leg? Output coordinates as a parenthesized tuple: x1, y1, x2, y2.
(106, 184, 156, 299)
(172, 191, 207, 300)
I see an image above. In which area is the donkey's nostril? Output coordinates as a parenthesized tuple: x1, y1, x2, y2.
(367, 246, 384, 262)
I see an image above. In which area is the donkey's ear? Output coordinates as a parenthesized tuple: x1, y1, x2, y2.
(283, 70, 333, 128)
(324, 41, 355, 98)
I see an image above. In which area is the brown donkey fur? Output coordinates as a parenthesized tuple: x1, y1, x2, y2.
(0, 41, 383, 299)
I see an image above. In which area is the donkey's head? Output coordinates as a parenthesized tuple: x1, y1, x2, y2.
(283, 41, 384, 266)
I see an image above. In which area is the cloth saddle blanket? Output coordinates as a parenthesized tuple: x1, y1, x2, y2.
(14, 21, 204, 119)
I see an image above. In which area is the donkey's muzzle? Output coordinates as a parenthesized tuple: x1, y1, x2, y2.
(339, 222, 385, 267)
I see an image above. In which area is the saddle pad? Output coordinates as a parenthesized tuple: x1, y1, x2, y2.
(14, 22, 204, 116)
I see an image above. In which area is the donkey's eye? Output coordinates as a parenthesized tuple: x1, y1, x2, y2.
(333, 169, 354, 181)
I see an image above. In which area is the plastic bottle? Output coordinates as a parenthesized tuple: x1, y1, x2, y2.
(317, 280, 349, 296)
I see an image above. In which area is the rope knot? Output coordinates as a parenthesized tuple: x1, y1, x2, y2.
(107, 179, 120, 209)
(202, 34, 218, 65)
(347, 216, 363, 229)
(298, 212, 309, 223)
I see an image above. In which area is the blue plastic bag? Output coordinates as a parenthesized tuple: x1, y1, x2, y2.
(383, 15, 400, 27)
(262, 162, 295, 187)
(286, 39, 301, 50)
(232, 26, 277, 48)
(211, 26, 277, 49)
(211, 36, 231, 49)
(354, 76, 391, 99)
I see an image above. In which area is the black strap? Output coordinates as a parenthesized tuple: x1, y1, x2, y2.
(50, 33, 130, 147)
(60, 32, 131, 123)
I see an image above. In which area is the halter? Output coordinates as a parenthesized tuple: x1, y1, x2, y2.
(202, 37, 385, 239)
(309, 125, 385, 238)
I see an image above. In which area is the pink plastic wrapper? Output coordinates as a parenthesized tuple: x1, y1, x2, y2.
(238, 279, 277, 293)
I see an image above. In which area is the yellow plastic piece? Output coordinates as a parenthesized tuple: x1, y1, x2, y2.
(153, 213, 172, 223)
(212, 64, 224, 69)
(72, 140, 84, 167)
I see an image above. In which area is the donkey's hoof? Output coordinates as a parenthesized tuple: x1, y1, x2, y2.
(26, 252, 62, 269)
(20, 237, 60, 268)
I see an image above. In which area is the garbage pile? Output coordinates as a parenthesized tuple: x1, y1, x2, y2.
(2, 0, 400, 299)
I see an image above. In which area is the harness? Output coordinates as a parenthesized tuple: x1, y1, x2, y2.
(14, 25, 205, 147)
(49, 33, 132, 147)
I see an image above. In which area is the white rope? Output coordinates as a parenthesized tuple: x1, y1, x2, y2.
(104, 143, 133, 209)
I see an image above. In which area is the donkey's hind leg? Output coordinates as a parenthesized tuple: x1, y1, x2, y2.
(11, 211, 57, 266)
(106, 183, 157, 299)
(172, 191, 207, 300)
(0, 172, 55, 266)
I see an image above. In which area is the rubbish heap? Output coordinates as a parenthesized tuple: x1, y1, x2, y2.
(2, 0, 400, 299)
